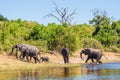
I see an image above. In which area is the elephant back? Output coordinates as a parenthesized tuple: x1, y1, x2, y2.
(87, 48, 102, 55)
(27, 45, 39, 54)
(20, 44, 40, 54)
(61, 48, 69, 56)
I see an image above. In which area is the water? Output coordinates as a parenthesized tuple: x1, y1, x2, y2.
(0, 62, 120, 80)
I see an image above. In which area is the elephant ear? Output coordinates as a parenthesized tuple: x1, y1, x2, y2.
(82, 48, 87, 52)
(16, 44, 23, 50)
(83, 48, 90, 54)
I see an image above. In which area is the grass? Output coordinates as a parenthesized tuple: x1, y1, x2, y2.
(0, 62, 82, 71)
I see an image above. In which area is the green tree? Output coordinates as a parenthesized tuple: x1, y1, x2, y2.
(94, 25, 118, 47)
(89, 9, 111, 36)
(0, 14, 8, 21)
(111, 20, 120, 47)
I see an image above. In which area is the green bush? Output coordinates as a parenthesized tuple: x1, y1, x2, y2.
(81, 37, 103, 50)
(94, 25, 118, 47)
(109, 46, 120, 52)
(104, 46, 120, 53)
(1, 18, 120, 53)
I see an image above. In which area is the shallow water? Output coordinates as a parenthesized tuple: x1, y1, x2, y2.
(1, 62, 120, 80)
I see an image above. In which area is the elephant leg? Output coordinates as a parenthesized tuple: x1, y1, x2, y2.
(33, 57, 40, 63)
(66, 56, 69, 63)
(20, 52, 24, 61)
(30, 57, 32, 62)
(65, 57, 67, 63)
(16, 52, 18, 59)
(85, 57, 90, 63)
(91, 58, 94, 63)
(33, 57, 36, 63)
(25, 55, 29, 62)
(98, 61, 102, 63)
(15, 50, 18, 59)
(36, 57, 40, 63)
(42, 59, 43, 62)
(19, 52, 25, 60)
(96, 55, 102, 63)
(97, 59, 102, 64)
(19, 53, 22, 59)
(63, 57, 66, 63)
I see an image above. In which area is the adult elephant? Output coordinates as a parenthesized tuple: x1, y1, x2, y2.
(61, 48, 70, 63)
(80, 48, 103, 64)
(9, 43, 41, 63)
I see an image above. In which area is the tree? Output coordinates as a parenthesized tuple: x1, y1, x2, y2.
(94, 25, 118, 47)
(0, 14, 8, 21)
(45, 2, 77, 26)
(112, 20, 120, 47)
(89, 9, 111, 36)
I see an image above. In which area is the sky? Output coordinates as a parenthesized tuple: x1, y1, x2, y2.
(0, 0, 120, 25)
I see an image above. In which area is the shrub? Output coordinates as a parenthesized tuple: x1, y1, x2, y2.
(94, 26, 118, 47)
(109, 46, 120, 52)
(81, 37, 103, 50)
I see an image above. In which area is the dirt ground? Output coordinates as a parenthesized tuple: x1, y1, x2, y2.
(0, 49, 120, 70)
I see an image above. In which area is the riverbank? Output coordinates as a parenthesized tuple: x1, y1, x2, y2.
(0, 50, 120, 70)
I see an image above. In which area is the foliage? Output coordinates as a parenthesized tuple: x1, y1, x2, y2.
(109, 46, 120, 52)
(111, 20, 120, 48)
(28, 23, 81, 52)
(0, 19, 40, 52)
(89, 9, 111, 36)
(94, 25, 118, 47)
(104, 46, 120, 53)
(0, 14, 8, 21)
(0, 13, 120, 53)
(81, 37, 103, 50)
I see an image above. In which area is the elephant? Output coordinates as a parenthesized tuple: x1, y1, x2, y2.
(40, 56, 49, 62)
(80, 48, 103, 64)
(9, 44, 26, 59)
(61, 48, 69, 63)
(9, 43, 41, 63)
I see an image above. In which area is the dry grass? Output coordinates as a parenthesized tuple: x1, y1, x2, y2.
(0, 49, 120, 70)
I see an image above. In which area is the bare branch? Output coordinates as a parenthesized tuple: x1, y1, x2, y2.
(65, 9, 76, 22)
(46, 13, 62, 23)
(45, 2, 77, 26)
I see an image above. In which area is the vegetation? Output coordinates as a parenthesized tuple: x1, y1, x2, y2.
(0, 10, 120, 54)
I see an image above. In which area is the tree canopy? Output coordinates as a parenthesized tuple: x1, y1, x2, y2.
(0, 11, 120, 53)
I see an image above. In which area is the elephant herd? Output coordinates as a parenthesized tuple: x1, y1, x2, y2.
(9, 43, 106, 64)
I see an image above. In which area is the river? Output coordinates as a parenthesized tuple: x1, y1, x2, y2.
(0, 62, 120, 80)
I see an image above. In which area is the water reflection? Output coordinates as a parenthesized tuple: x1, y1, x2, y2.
(64, 67, 69, 77)
(83, 62, 120, 71)
(17, 70, 39, 80)
(79, 63, 120, 80)
(1, 62, 120, 80)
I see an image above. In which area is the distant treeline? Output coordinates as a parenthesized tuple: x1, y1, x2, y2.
(0, 15, 120, 53)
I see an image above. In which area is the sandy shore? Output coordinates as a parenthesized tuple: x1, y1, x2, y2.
(0, 50, 120, 70)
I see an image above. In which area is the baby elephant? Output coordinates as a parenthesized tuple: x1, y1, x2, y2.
(40, 57, 49, 62)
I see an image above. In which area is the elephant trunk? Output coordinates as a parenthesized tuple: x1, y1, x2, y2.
(80, 51, 84, 60)
(9, 47, 14, 55)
